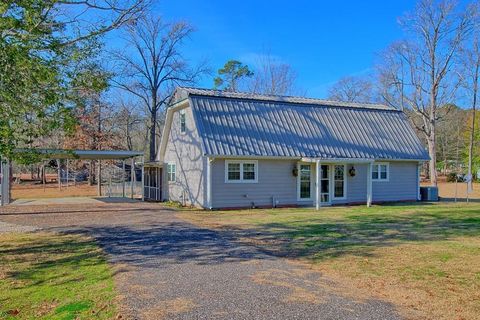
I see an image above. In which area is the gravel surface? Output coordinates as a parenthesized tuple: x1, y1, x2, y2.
(0, 201, 402, 320)
(0, 221, 40, 233)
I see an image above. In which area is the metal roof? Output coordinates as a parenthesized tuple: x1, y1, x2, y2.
(17, 149, 143, 160)
(175, 87, 395, 111)
(182, 89, 429, 160)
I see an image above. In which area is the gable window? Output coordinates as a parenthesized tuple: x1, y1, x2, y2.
(225, 160, 258, 183)
(333, 164, 346, 199)
(180, 111, 186, 133)
(167, 163, 176, 182)
(372, 163, 389, 181)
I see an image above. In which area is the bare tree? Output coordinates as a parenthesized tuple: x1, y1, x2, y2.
(377, 0, 476, 186)
(112, 15, 208, 161)
(248, 54, 300, 96)
(460, 35, 480, 191)
(327, 76, 374, 103)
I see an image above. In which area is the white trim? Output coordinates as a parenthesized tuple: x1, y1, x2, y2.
(367, 162, 372, 207)
(372, 162, 390, 182)
(224, 160, 258, 183)
(331, 164, 347, 200)
(207, 157, 213, 209)
(158, 99, 189, 162)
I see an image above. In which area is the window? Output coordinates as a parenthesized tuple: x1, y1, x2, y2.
(225, 160, 258, 183)
(180, 111, 186, 133)
(372, 163, 389, 181)
(333, 165, 346, 199)
(167, 163, 176, 182)
(300, 164, 311, 199)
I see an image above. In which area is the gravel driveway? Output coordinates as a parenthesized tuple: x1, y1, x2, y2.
(0, 201, 401, 320)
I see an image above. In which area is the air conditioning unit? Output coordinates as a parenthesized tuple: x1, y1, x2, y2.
(420, 186, 438, 201)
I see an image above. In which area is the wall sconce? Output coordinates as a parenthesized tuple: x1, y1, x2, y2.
(292, 167, 298, 177)
(349, 166, 356, 177)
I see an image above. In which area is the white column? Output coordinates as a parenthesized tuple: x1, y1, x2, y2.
(367, 162, 373, 207)
(207, 157, 212, 209)
(122, 160, 126, 198)
(315, 160, 321, 210)
(130, 158, 135, 199)
(141, 156, 145, 201)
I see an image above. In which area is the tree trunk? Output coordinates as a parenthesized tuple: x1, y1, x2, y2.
(468, 64, 478, 193)
(427, 127, 437, 186)
(149, 110, 157, 162)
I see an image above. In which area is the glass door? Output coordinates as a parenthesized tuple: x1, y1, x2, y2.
(299, 164, 311, 199)
(321, 165, 330, 203)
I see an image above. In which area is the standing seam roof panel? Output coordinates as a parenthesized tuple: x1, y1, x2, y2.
(188, 95, 429, 160)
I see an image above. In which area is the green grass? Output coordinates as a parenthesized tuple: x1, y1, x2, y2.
(180, 202, 480, 319)
(0, 232, 117, 320)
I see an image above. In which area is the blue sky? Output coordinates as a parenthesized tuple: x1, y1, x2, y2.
(147, 1, 419, 98)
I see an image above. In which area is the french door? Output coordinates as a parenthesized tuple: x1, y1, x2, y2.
(298, 164, 331, 204)
(297, 163, 346, 204)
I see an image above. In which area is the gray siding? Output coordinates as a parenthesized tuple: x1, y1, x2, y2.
(163, 106, 206, 207)
(372, 162, 418, 202)
(210, 159, 419, 208)
(211, 159, 298, 208)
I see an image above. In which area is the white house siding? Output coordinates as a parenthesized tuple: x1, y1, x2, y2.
(211, 159, 419, 208)
(211, 159, 298, 208)
(163, 106, 206, 207)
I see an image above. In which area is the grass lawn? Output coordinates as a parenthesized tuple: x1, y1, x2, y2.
(0, 232, 117, 320)
(179, 202, 480, 320)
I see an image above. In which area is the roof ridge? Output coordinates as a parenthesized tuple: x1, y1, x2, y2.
(176, 86, 396, 111)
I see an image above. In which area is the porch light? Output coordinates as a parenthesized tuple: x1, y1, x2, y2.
(292, 167, 298, 177)
(349, 166, 356, 177)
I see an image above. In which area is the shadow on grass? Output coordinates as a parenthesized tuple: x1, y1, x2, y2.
(39, 204, 477, 268)
(0, 235, 111, 289)
(250, 206, 480, 260)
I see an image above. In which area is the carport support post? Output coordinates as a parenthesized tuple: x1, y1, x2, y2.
(97, 160, 102, 196)
(367, 162, 373, 207)
(122, 160, 126, 198)
(315, 160, 321, 210)
(66, 159, 69, 189)
(130, 158, 134, 199)
(141, 156, 145, 201)
(57, 159, 61, 190)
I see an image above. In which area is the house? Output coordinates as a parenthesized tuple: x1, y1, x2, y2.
(153, 87, 429, 209)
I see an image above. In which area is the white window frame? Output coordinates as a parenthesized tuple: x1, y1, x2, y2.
(167, 163, 176, 182)
(372, 162, 389, 182)
(225, 160, 258, 183)
(297, 163, 312, 201)
(332, 164, 347, 200)
(180, 110, 186, 133)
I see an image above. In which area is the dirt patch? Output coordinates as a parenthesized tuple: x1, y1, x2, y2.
(251, 268, 327, 304)
(424, 181, 480, 200)
(142, 298, 196, 320)
(12, 182, 98, 199)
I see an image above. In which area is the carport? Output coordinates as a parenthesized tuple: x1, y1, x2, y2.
(0, 149, 145, 206)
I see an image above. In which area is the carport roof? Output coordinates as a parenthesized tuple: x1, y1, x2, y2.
(17, 149, 143, 160)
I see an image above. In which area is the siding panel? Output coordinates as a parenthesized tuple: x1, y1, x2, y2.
(164, 106, 206, 207)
